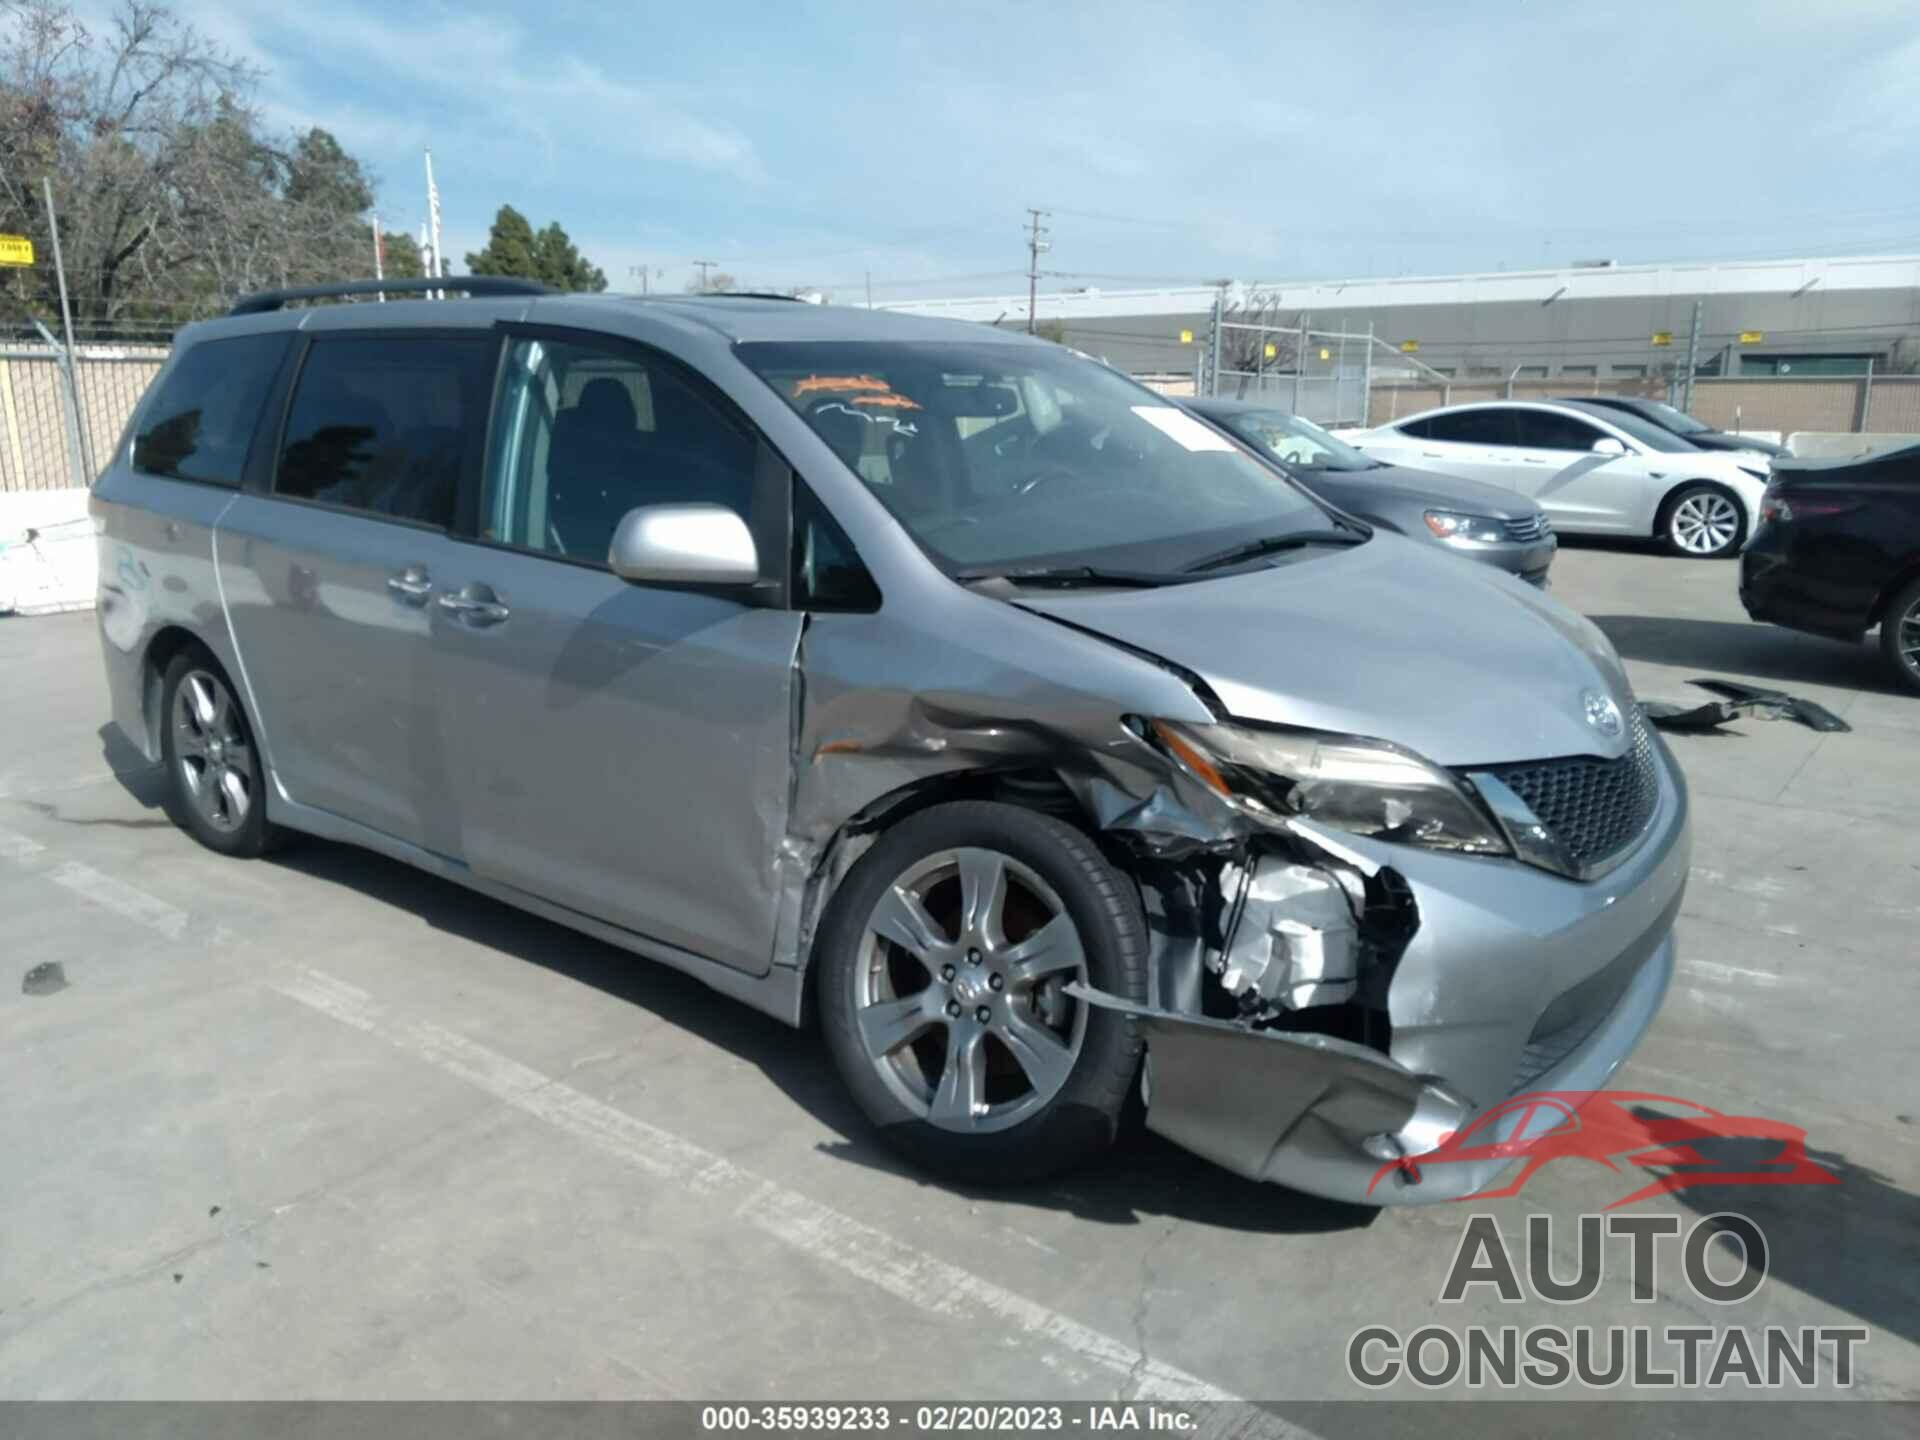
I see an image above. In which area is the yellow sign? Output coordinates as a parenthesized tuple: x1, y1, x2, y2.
(1739, 330, 1764, 345)
(0, 234, 33, 267)
(1319, 347, 1331, 361)
(1263, 342, 1277, 360)
(1651, 331, 1672, 347)
(1178, 328, 1194, 345)
(1399, 339, 1419, 353)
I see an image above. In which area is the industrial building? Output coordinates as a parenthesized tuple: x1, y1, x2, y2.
(882, 252, 1920, 386)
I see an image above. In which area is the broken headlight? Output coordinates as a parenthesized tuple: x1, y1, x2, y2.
(1149, 718, 1511, 856)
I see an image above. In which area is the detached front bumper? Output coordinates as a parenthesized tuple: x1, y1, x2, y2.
(1115, 728, 1691, 1206)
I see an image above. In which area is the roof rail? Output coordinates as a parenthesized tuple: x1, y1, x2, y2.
(228, 276, 549, 316)
(691, 291, 807, 303)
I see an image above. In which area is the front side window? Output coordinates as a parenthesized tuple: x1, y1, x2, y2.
(274, 334, 495, 527)
(1510, 410, 1606, 451)
(737, 341, 1330, 577)
(482, 336, 757, 564)
(133, 333, 290, 485)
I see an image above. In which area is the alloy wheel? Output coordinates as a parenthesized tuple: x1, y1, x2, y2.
(172, 669, 254, 832)
(1900, 598, 1920, 681)
(853, 847, 1088, 1133)
(1670, 492, 1741, 555)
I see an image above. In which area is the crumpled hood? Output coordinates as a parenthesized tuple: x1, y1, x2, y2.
(1015, 533, 1634, 768)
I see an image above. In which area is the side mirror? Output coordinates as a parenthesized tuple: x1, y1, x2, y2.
(608, 503, 759, 586)
(1591, 437, 1628, 457)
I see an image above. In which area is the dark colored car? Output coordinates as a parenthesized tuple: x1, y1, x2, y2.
(1182, 397, 1556, 587)
(1568, 394, 1786, 458)
(1739, 441, 1920, 692)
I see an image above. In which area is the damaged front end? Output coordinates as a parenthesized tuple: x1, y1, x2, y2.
(781, 604, 1689, 1207)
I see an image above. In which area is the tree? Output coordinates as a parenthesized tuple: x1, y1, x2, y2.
(465, 205, 606, 292)
(687, 270, 736, 294)
(1, 2, 409, 337)
(1218, 286, 1303, 392)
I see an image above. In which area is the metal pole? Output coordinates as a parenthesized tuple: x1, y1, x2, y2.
(1024, 208, 1049, 334)
(1506, 363, 1521, 400)
(1293, 313, 1308, 413)
(1681, 298, 1703, 412)
(1363, 322, 1374, 425)
(1208, 289, 1224, 397)
(40, 176, 91, 487)
(372, 212, 385, 301)
(1858, 356, 1874, 432)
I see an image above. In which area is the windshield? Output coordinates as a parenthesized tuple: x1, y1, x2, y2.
(1211, 408, 1379, 471)
(1639, 400, 1712, 434)
(738, 341, 1336, 576)
(1568, 403, 1700, 454)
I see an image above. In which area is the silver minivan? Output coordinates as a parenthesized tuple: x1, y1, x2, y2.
(93, 279, 1690, 1204)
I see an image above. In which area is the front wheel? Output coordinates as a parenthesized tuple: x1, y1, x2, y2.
(816, 801, 1146, 1184)
(1660, 482, 1746, 558)
(1878, 577, 1920, 696)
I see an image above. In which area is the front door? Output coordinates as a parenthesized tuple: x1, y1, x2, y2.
(216, 330, 497, 853)
(1504, 408, 1645, 531)
(432, 330, 801, 974)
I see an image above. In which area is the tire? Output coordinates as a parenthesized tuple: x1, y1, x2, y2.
(815, 801, 1147, 1185)
(1878, 576, 1920, 696)
(158, 648, 284, 858)
(1658, 481, 1746, 558)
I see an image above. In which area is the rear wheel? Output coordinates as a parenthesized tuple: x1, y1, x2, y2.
(1878, 577, 1920, 696)
(816, 801, 1146, 1184)
(159, 649, 283, 857)
(1659, 482, 1745, 558)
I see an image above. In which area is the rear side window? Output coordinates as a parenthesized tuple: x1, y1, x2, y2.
(133, 333, 290, 486)
(274, 335, 497, 528)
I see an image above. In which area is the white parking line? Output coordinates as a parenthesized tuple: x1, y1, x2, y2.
(48, 860, 190, 940)
(270, 964, 1271, 1411)
(0, 826, 47, 861)
(1677, 958, 1798, 988)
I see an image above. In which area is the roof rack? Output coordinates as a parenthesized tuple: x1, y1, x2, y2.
(228, 276, 549, 316)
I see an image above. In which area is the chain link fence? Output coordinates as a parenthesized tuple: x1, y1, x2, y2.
(0, 343, 168, 493)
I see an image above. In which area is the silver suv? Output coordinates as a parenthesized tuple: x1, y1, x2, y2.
(93, 278, 1690, 1203)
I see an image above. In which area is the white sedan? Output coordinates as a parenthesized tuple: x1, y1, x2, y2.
(1348, 399, 1771, 557)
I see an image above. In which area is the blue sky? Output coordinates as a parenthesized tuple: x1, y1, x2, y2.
(180, 0, 1920, 301)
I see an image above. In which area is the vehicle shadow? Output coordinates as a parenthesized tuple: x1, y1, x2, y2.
(253, 828, 1373, 1238)
(1647, 1122, 1920, 1348)
(1592, 614, 1910, 698)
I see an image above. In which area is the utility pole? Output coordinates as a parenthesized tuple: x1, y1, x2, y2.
(628, 265, 656, 295)
(693, 259, 716, 292)
(424, 150, 445, 297)
(1681, 298, 1703, 412)
(1024, 208, 1050, 334)
(372, 213, 385, 301)
(40, 176, 91, 486)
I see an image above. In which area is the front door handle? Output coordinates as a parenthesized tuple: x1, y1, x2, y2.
(436, 585, 510, 627)
(387, 566, 433, 603)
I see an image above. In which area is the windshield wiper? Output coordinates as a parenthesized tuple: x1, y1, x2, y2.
(955, 565, 1175, 589)
(1182, 528, 1367, 573)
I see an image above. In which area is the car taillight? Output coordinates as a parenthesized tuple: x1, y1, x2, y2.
(1759, 483, 1790, 523)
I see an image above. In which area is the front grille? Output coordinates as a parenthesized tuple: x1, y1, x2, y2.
(1502, 513, 1551, 542)
(1480, 711, 1659, 871)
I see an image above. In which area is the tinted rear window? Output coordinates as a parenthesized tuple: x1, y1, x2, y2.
(275, 334, 497, 527)
(133, 333, 291, 486)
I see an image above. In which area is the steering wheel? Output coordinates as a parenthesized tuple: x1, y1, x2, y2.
(1013, 466, 1084, 499)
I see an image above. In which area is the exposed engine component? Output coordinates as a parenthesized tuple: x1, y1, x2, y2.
(1216, 858, 1362, 1010)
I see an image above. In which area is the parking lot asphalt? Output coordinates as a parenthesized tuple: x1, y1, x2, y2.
(2, 539, 1916, 1423)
